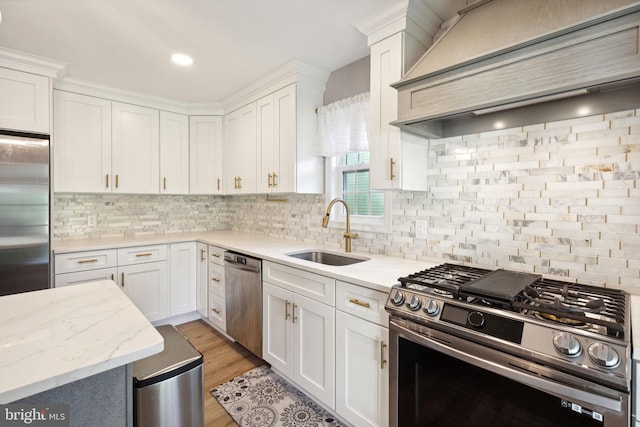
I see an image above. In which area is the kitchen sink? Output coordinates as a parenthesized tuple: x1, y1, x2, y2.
(286, 250, 369, 266)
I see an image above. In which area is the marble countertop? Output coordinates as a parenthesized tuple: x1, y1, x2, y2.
(0, 281, 164, 403)
(54, 230, 442, 293)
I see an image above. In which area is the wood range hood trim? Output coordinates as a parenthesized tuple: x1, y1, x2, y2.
(391, 0, 640, 138)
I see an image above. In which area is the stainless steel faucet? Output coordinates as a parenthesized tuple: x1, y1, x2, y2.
(322, 198, 358, 252)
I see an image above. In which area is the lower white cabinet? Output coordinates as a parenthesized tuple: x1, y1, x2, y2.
(196, 243, 208, 317)
(336, 311, 389, 427)
(169, 242, 197, 316)
(55, 267, 118, 287)
(206, 245, 227, 331)
(118, 261, 169, 322)
(263, 280, 335, 409)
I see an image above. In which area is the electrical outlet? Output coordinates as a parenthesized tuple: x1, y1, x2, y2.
(87, 215, 97, 227)
(415, 220, 427, 239)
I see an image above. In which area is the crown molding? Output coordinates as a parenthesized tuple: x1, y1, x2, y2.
(0, 47, 67, 78)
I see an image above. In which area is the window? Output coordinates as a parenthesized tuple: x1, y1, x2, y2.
(326, 151, 391, 233)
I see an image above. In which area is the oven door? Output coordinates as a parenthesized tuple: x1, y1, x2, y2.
(390, 317, 629, 427)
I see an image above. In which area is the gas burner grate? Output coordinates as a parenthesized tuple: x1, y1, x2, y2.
(398, 263, 491, 297)
(513, 278, 627, 337)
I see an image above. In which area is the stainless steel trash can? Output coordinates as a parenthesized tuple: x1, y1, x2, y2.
(133, 325, 204, 427)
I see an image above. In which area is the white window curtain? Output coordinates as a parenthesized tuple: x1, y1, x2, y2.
(312, 92, 370, 157)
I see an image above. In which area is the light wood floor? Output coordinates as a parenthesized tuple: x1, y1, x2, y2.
(177, 320, 263, 427)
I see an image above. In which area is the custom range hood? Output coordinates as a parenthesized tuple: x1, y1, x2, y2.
(392, 0, 640, 138)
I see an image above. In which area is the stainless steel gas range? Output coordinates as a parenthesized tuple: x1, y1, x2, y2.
(385, 263, 630, 427)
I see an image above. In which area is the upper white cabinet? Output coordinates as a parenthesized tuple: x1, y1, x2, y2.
(112, 102, 160, 194)
(369, 32, 428, 191)
(160, 111, 189, 194)
(0, 67, 50, 134)
(189, 116, 223, 194)
(257, 83, 323, 194)
(224, 103, 257, 194)
(54, 91, 112, 193)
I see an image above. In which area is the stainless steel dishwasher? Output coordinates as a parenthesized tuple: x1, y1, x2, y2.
(224, 251, 262, 358)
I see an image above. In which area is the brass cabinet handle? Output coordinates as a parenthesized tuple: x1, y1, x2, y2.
(111, 274, 115, 281)
(217, 178, 220, 191)
(211, 277, 221, 282)
(285, 299, 291, 320)
(163, 177, 167, 190)
(237, 176, 242, 189)
(200, 249, 206, 262)
(106, 174, 109, 189)
(135, 253, 153, 257)
(381, 341, 387, 369)
(115, 174, 119, 189)
(389, 158, 396, 180)
(268, 173, 273, 187)
(292, 303, 298, 323)
(272, 172, 277, 187)
(121, 272, 125, 287)
(211, 252, 220, 258)
(77, 258, 98, 264)
(349, 298, 371, 308)
(212, 308, 221, 314)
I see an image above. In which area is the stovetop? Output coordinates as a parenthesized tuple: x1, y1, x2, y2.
(394, 263, 627, 339)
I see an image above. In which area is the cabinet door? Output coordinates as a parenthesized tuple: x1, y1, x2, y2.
(256, 94, 276, 193)
(118, 262, 169, 322)
(112, 102, 159, 193)
(293, 293, 335, 409)
(169, 242, 197, 316)
(196, 243, 208, 317)
(55, 267, 117, 288)
(224, 103, 257, 194)
(160, 111, 189, 194)
(208, 291, 226, 331)
(336, 311, 389, 427)
(262, 282, 294, 378)
(53, 91, 112, 193)
(189, 116, 223, 194)
(272, 84, 296, 193)
(0, 67, 49, 133)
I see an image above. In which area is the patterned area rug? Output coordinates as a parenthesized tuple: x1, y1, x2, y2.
(211, 365, 342, 426)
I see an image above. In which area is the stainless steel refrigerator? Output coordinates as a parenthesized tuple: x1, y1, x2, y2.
(0, 130, 50, 296)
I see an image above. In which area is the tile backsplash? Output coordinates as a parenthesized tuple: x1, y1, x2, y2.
(53, 108, 640, 288)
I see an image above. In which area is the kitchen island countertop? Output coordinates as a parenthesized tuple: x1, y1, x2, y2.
(0, 281, 164, 403)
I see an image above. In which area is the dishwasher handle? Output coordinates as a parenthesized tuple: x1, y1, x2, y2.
(224, 251, 261, 273)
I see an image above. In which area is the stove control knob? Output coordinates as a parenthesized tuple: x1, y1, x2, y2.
(407, 295, 422, 311)
(553, 332, 581, 357)
(424, 299, 440, 316)
(588, 343, 620, 368)
(468, 311, 485, 328)
(390, 290, 405, 306)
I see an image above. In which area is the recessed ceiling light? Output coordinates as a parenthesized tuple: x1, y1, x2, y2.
(171, 53, 193, 66)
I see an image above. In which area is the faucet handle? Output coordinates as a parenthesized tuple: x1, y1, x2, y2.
(344, 232, 358, 240)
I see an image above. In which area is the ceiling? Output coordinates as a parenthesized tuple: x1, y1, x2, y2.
(0, 0, 464, 105)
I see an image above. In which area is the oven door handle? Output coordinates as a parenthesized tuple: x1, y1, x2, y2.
(391, 320, 623, 413)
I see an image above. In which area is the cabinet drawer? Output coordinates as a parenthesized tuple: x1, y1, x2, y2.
(208, 291, 226, 331)
(263, 261, 335, 306)
(55, 267, 118, 287)
(117, 245, 167, 265)
(55, 250, 117, 274)
(209, 262, 225, 296)
(336, 281, 389, 326)
(208, 245, 225, 265)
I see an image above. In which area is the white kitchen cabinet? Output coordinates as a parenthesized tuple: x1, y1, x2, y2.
(262, 262, 335, 409)
(55, 248, 118, 274)
(257, 83, 323, 194)
(224, 103, 257, 194)
(369, 32, 428, 191)
(53, 91, 112, 193)
(160, 111, 189, 194)
(111, 102, 160, 194)
(206, 245, 227, 331)
(189, 116, 223, 194)
(55, 267, 118, 287)
(335, 281, 390, 427)
(118, 261, 169, 322)
(196, 243, 208, 317)
(169, 242, 197, 316)
(0, 67, 50, 134)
